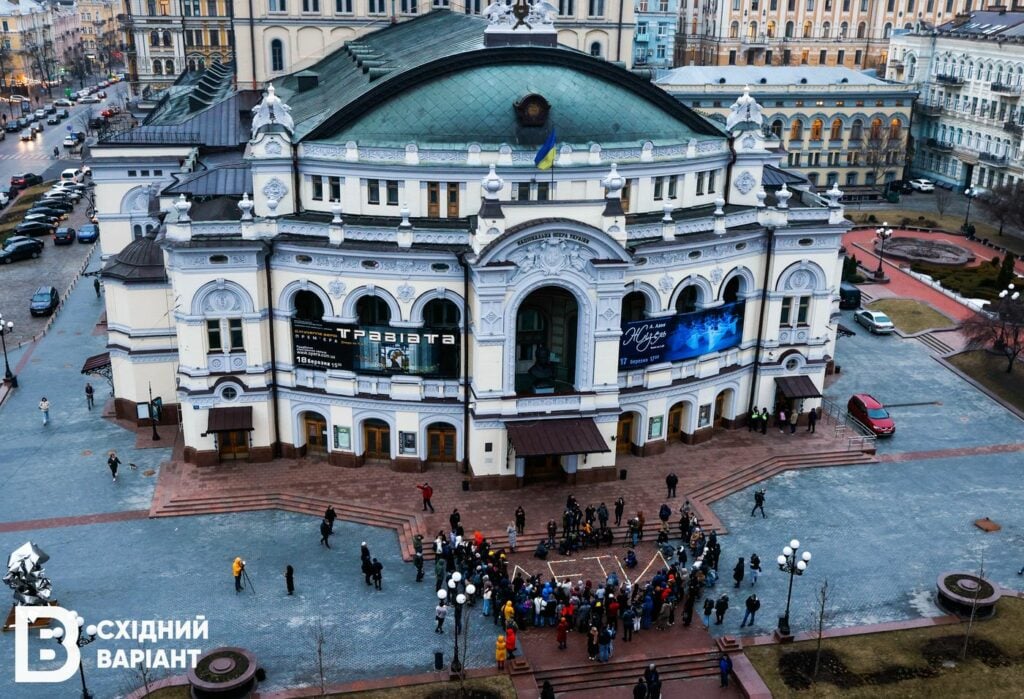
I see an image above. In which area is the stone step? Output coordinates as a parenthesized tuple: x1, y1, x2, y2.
(918, 332, 955, 355)
(534, 652, 720, 693)
(690, 453, 875, 504)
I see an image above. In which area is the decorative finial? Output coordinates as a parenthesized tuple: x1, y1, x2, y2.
(399, 203, 412, 228)
(714, 197, 725, 216)
(174, 193, 191, 222)
(777, 183, 792, 209)
(266, 197, 279, 216)
(331, 201, 343, 224)
(601, 163, 624, 195)
(755, 187, 767, 208)
(662, 201, 674, 223)
(826, 182, 844, 207)
(482, 163, 504, 199)
(238, 192, 253, 221)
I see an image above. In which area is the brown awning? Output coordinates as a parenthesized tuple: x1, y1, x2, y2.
(81, 352, 111, 373)
(775, 375, 822, 400)
(206, 406, 253, 433)
(506, 418, 611, 458)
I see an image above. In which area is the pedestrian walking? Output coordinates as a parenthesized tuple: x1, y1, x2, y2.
(702, 597, 714, 628)
(362, 556, 374, 586)
(324, 505, 336, 532)
(495, 634, 507, 670)
(371, 558, 383, 590)
(319, 519, 332, 548)
(789, 409, 799, 434)
(506, 522, 517, 552)
(750, 553, 761, 585)
(714, 594, 729, 624)
(719, 653, 733, 687)
(665, 472, 678, 498)
(750, 489, 766, 518)
(435, 602, 447, 633)
(514, 506, 526, 534)
(741, 594, 760, 627)
(632, 678, 647, 699)
(93, 277, 101, 298)
(39, 397, 50, 426)
(733, 557, 745, 587)
(644, 663, 662, 699)
(284, 565, 294, 595)
(760, 408, 769, 434)
(778, 407, 787, 432)
(414, 552, 424, 582)
(449, 508, 461, 531)
(541, 680, 556, 699)
(107, 450, 121, 481)
(84, 383, 95, 410)
(614, 497, 625, 526)
(416, 482, 435, 512)
(232, 557, 245, 593)
(808, 407, 818, 432)
(360, 541, 371, 562)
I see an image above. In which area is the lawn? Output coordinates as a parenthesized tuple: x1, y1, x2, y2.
(908, 259, 1013, 302)
(866, 299, 956, 334)
(0, 181, 58, 244)
(947, 350, 1024, 414)
(849, 210, 1001, 240)
(746, 597, 1024, 698)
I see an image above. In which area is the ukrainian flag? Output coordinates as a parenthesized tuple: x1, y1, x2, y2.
(534, 131, 557, 170)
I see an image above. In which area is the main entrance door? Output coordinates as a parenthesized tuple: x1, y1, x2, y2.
(524, 455, 563, 483)
(427, 424, 456, 464)
(218, 430, 249, 460)
(616, 413, 635, 454)
(304, 414, 328, 455)
(364, 419, 391, 460)
(668, 403, 684, 442)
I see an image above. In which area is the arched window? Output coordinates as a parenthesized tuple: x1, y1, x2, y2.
(162, 30, 171, 46)
(784, 20, 794, 38)
(889, 118, 902, 140)
(748, 21, 758, 38)
(810, 118, 824, 140)
(883, 23, 892, 39)
(840, 22, 848, 37)
(767, 20, 776, 37)
(827, 171, 839, 186)
(857, 22, 866, 38)
(730, 21, 739, 38)
(830, 118, 843, 140)
(722, 277, 743, 304)
(590, 41, 602, 57)
(870, 118, 883, 139)
(790, 119, 804, 141)
(822, 21, 831, 38)
(771, 119, 783, 138)
(676, 286, 700, 314)
(803, 21, 812, 38)
(153, 59, 163, 75)
(850, 119, 863, 141)
(620, 291, 647, 323)
(165, 59, 175, 74)
(423, 298, 460, 327)
(188, 59, 196, 71)
(270, 39, 284, 72)
(356, 296, 391, 325)
(149, 31, 159, 46)
(294, 290, 325, 322)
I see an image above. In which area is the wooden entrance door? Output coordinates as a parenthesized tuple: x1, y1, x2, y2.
(218, 430, 249, 460)
(616, 414, 634, 454)
(364, 421, 391, 460)
(427, 425, 456, 463)
(305, 415, 327, 455)
(667, 403, 684, 441)
(446, 183, 459, 217)
(714, 392, 727, 429)
(427, 182, 440, 218)
(524, 455, 563, 483)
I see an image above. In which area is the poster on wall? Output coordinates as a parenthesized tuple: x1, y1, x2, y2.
(292, 318, 459, 378)
(400, 431, 417, 455)
(334, 426, 351, 450)
(648, 416, 663, 440)
(618, 301, 745, 369)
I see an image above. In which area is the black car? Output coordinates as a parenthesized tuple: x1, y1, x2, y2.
(3, 121, 19, 133)
(29, 286, 59, 316)
(15, 221, 55, 237)
(53, 227, 76, 245)
(35, 198, 73, 212)
(26, 206, 67, 219)
(11, 173, 43, 188)
(0, 237, 43, 263)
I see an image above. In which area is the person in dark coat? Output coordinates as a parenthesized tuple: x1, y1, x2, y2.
(703, 597, 715, 628)
(541, 681, 556, 699)
(449, 508, 461, 531)
(514, 506, 526, 534)
(324, 505, 337, 532)
(644, 663, 661, 698)
(665, 472, 678, 498)
(284, 565, 294, 595)
(658, 503, 671, 524)
(807, 407, 818, 432)
(319, 519, 332, 548)
(733, 557, 745, 587)
(614, 497, 625, 526)
(741, 594, 760, 627)
(760, 408, 769, 434)
(107, 451, 121, 482)
(715, 594, 729, 624)
(748, 407, 759, 432)
(751, 489, 766, 518)
(719, 653, 733, 687)
(362, 557, 374, 586)
(371, 558, 383, 590)
(360, 542, 371, 562)
(414, 552, 424, 582)
(632, 677, 647, 699)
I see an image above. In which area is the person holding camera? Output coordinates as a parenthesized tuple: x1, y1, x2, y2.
(751, 489, 766, 518)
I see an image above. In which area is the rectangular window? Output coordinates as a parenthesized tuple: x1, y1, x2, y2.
(780, 298, 793, 325)
(854, 50, 862, 66)
(269, 0, 285, 10)
(886, 0, 894, 9)
(728, 50, 736, 65)
(797, 297, 810, 325)
(367, 179, 380, 205)
(707, 169, 717, 194)
(667, 176, 677, 199)
(659, 0, 668, 9)
(516, 182, 531, 200)
(433, 0, 449, 5)
(209, 31, 220, 46)
(336, 0, 352, 10)
(302, 0, 319, 10)
(206, 320, 222, 352)
(386, 180, 399, 206)
(588, 0, 604, 16)
(401, 0, 417, 11)
(207, 0, 218, 14)
(329, 176, 341, 201)
(907, 0, 914, 10)
(653, 176, 664, 200)
(537, 182, 550, 201)
(819, 49, 826, 64)
(696, 171, 706, 196)
(228, 319, 244, 349)
(837, 50, 845, 64)
(558, 0, 575, 14)
(312, 176, 324, 201)
(369, 0, 386, 12)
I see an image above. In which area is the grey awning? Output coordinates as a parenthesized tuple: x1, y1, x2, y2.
(775, 375, 822, 399)
(506, 418, 610, 458)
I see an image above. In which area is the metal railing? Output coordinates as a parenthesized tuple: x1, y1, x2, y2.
(989, 81, 1022, 95)
(820, 397, 877, 452)
(935, 73, 964, 86)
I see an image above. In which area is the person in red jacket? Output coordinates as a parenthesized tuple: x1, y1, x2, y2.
(506, 625, 517, 659)
(416, 482, 435, 512)
(556, 616, 569, 650)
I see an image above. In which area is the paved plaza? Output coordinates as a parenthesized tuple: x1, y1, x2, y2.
(0, 245, 1022, 697)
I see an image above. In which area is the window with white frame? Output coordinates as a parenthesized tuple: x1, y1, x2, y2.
(207, 318, 244, 353)
(779, 296, 810, 327)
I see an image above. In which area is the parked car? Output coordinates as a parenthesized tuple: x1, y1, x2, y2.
(11, 173, 42, 188)
(53, 227, 76, 245)
(29, 285, 59, 316)
(0, 236, 43, 263)
(45, 188, 80, 202)
(27, 205, 69, 219)
(0, 189, 9, 208)
(33, 108, 45, 120)
(4, 120, 19, 133)
(100, 107, 120, 118)
(77, 223, 99, 243)
(22, 213, 61, 226)
(854, 309, 895, 334)
(909, 179, 935, 192)
(847, 393, 896, 437)
(839, 282, 862, 310)
(79, 95, 101, 104)
(54, 98, 74, 107)
(97, 90, 107, 99)
(43, 103, 56, 114)
(60, 168, 84, 183)
(15, 220, 55, 237)
(37, 202, 74, 217)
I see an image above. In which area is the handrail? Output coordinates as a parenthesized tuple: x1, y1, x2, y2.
(821, 396, 877, 452)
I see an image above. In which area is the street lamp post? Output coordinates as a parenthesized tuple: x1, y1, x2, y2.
(0, 313, 17, 387)
(874, 223, 893, 280)
(437, 571, 476, 678)
(776, 538, 812, 638)
(52, 611, 98, 699)
(963, 187, 976, 233)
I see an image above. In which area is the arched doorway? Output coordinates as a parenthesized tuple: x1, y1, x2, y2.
(363, 419, 390, 461)
(515, 287, 579, 395)
(294, 289, 325, 321)
(426, 422, 456, 465)
(302, 412, 328, 456)
(667, 401, 692, 442)
(714, 389, 735, 429)
(616, 412, 639, 454)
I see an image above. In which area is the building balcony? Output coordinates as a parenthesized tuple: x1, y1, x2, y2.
(742, 34, 771, 48)
(979, 151, 1010, 167)
(635, 31, 649, 42)
(914, 102, 943, 116)
(935, 73, 964, 87)
(1005, 120, 1023, 135)
(990, 82, 1022, 96)
(888, 58, 904, 70)
(927, 138, 954, 152)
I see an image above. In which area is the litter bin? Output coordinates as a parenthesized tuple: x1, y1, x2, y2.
(885, 191, 900, 203)
(461, 479, 470, 492)
(434, 651, 444, 671)
(619, 469, 627, 481)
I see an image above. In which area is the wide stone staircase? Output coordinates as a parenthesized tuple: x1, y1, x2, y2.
(532, 649, 721, 694)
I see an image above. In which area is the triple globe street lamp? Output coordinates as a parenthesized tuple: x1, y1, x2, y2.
(874, 223, 893, 280)
(777, 538, 812, 638)
(52, 612, 98, 699)
(963, 187, 977, 234)
(436, 571, 476, 677)
(0, 312, 17, 387)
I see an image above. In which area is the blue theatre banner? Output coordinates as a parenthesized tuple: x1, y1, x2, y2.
(618, 301, 745, 369)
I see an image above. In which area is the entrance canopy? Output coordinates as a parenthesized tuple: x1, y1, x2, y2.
(206, 406, 254, 433)
(775, 375, 822, 400)
(506, 418, 610, 457)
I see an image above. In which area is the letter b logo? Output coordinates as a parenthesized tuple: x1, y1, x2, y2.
(14, 606, 81, 683)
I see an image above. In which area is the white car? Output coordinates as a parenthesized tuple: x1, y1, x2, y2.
(854, 309, 896, 334)
(909, 178, 935, 192)
(79, 95, 101, 104)
(33, 109, 45, 120)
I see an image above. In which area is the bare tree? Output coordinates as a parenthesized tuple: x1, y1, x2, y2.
(310, 614, 328, 696)
(933, 187, 953, 218)
(858, 128, 906, 194)
(962, 292, 1024, 373)
(977, 184, 1021, 236)
(961, 552, 985, 661)
(812, 579, 832, 681)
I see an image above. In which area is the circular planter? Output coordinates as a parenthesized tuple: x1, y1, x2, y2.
(936, 571, 1001, 619)
(876, 237, 974, 266)
(187, 647, 259, 699)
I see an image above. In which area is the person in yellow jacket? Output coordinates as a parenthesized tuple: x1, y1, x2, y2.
(495, 634, 507, 671)
(502, 600, 514, 628)
(233, 557, 245, 593)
